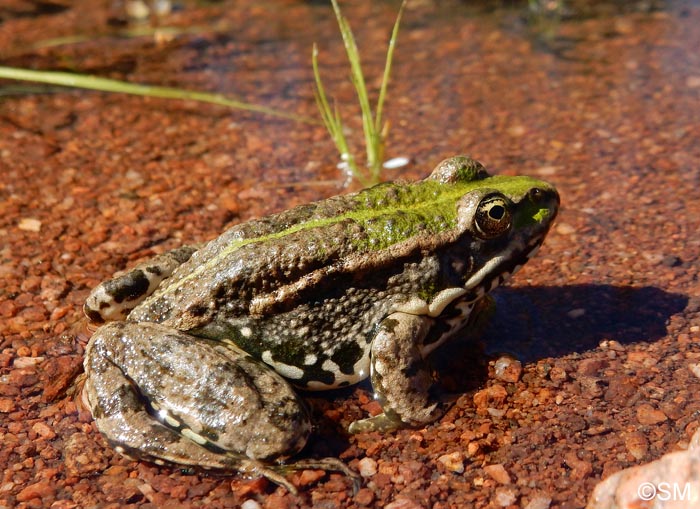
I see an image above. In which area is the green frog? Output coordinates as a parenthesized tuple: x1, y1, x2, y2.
(82, 156, 559, 492)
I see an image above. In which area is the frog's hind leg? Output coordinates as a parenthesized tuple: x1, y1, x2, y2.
(84, 245, 199, 323)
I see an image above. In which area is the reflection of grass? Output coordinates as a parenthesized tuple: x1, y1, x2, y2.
(0, 66, 314, 123)
(313, 0, 406, 187)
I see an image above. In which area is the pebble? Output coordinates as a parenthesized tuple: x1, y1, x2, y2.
(688, 362, 700, 379)
(548, 365, 568, 381)
(358, 457, 378, 477)
(17, 218, 42, 232)
(524, 495, 552, 509)
(31, 421, 56, 440)
(13, 356, 44, 368)
(493, 357, 522, 383)
(437, 451, 465, 473)
(0, 399, 15, 413)
(623, 432, 649, 461)
(297, 469, 324, 486)
(577, 359, 607, 376)
(385, 496, 425, 509)
(636, 403, 668, 425)
(473, 384, 508, 411)
(241, 500, 261, 509)
(355, 487, 375, 506)
(16, 481, 53, 502)
(484, 464, 511, 484)
(494, 486, 517, 506)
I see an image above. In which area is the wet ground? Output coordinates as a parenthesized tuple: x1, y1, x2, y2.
(1, 0, 700, 508)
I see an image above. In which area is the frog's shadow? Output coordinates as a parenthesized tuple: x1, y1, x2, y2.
(479, 283, 688, 359)
(303, 284, 687, 457)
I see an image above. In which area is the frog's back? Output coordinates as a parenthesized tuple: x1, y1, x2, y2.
(127, 178, 464, 330)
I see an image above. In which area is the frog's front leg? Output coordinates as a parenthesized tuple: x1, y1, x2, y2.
(83, 322, 329, 493)
(349, 312, 444, 433)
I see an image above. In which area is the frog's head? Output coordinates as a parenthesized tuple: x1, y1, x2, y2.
(429, 156, 560, 298)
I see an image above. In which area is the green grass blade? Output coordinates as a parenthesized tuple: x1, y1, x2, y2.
(312, 44, 365, 185)
(0, 66, 315, 123)
(375, 0, 406, 135)
(330, 0, 376, 169)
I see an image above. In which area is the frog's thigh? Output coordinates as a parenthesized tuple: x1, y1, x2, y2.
(84, 343, 236, 470)
(349, 312, 441, 433)
(83, 322, 311, 471)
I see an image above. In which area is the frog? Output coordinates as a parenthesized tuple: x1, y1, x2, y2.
(82, 155, 559, 493)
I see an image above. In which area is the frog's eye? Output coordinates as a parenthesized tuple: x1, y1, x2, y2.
(475, 195, 512, 238)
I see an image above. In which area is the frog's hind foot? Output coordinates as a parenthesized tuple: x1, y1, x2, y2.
(251, 457, 360, 495)
(84, 245, 199, 323)
(238, 458, 301, 495)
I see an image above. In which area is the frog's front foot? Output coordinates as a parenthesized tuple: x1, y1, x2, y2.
(349, 312, 446, 433)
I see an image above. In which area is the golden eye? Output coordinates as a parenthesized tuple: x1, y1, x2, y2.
(475, 195, 512, 238)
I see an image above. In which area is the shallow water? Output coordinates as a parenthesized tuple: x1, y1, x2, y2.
(1, 1, 699, 508)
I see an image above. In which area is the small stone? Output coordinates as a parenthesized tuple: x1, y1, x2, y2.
(241, 500, 262, 509)
(358, 457, 377, 477)
(14, 356, 44, 368)
(507, 124, 526, 137)
(577, 358, 607, 376)
(578, 376, 605, 398)
(636, 403, 667, 425)
(493, 356, 522, 383)
(524, 495, 552, 509)
(355, 487, 375, 506)
(297, 469, 325, 487)
(688, 362, 700, 379)
(437, 451, 465, 473)
(535, 165, 558, 176)
(0, 398, 15, 413)
(494, 486, 517, 506)
(473, 384, 508, 411)
(686, 76, 700, 88)
(385, 496, 424, 509)
(565, 452, 592, 480)
(32, 421, 56, 440)
(484, 464, 512, 484)
(18, 218, 42, 232)
(466, 442, 480, 457)
(16, 481, 54, 502)
(555, 223, 576, 235)
(600, 340, 625, 352)
(623, 431, 649, 460)
(549, 366, 568, 383)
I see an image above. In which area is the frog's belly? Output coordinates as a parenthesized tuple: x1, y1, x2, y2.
(263, 347, 372, 391)
(202, 297, 389, 391)
(256, 312, 377, 391)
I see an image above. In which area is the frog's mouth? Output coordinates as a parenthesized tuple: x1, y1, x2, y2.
(462, 234, 546, 303)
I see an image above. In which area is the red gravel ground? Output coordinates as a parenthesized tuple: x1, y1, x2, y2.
(1, 1, 699, 508)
